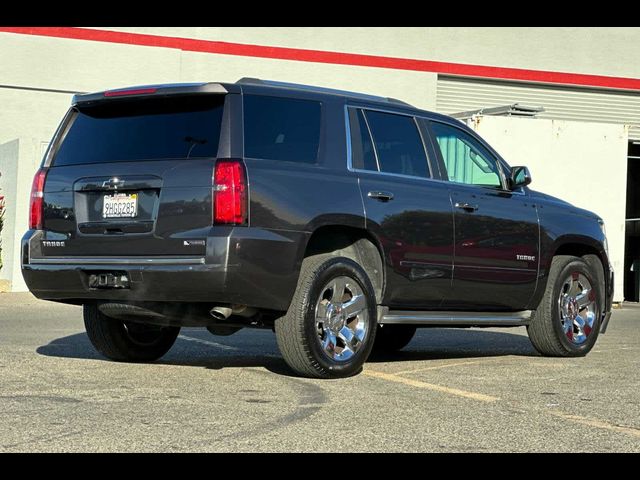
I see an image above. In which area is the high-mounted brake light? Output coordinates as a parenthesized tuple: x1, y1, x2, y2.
(104, 88, 157, 97)
(29, 168, 48, 230)
(213, 160, 247, 225)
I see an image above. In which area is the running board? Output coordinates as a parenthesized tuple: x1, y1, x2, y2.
(380, 310, 532, 326)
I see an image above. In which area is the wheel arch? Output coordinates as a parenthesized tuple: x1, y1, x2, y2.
(302, 225, 385, 304)
(553, 243, 609, 314)
(552, 238, 609, 291)
(553, 241, 605, 264)
(530, 235, 611, 311)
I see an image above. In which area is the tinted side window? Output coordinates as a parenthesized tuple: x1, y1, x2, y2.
(364, 111, 429, 178)
(244, 95, 321, 164)
(431, 122, 502, 188)
(348, 108, 377, 171)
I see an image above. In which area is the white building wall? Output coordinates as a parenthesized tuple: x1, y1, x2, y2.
(106, 27, 640, 80)
(0, 138, 42, 291)
(470, 115, 627, 301)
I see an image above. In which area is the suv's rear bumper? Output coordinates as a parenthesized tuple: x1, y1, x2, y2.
(21, 227, 306, 312)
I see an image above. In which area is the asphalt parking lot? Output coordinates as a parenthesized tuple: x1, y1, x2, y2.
(0, 292, 638, 452)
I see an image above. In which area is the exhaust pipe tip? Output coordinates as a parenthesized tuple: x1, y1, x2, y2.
(210, 306, 233, 321)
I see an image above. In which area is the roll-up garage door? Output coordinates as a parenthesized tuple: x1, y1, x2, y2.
(437, 76, 640, 140)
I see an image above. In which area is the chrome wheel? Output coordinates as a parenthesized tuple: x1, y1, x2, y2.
(558, 272, 598, 345)
(314, 275, 370, 362)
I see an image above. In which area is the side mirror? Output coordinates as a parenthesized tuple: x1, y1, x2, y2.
(510, 166, 532, 189)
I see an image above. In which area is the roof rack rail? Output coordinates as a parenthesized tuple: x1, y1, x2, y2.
(236, 77, 412, 107)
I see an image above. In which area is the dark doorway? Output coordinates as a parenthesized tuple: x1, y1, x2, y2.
(624, 141, 640, 301)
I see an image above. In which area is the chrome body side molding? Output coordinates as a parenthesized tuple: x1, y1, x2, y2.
(380, 310, 532, 326)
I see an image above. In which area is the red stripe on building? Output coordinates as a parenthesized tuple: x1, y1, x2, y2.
(2, 26, 640, 91)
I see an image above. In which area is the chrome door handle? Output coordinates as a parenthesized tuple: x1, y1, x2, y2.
(368, 191, 394, 202)
(454, 202, 479, 212)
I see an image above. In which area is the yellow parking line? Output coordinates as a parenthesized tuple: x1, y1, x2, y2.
(549, 411, 640, 439)
(393, 359, 494, 375)
(364, 369, 499, 403)
(365, 368, 640, 438)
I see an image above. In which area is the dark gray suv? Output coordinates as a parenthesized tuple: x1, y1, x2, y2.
(22, 79, 613, 378)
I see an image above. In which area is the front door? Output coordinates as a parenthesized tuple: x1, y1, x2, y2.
(430, 121, 539, 310)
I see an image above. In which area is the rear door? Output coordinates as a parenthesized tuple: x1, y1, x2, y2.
(40, 93, 228, 258)
(429, 120, 539, 310)
(350, 107, 454, 309)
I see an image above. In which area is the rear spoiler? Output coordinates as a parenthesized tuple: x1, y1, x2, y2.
(72, 82, 234, 108)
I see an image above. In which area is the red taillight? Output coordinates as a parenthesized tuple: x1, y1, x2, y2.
(104, 88, 157, 97)
(213, 160, 247, 225)
(29, 168, 47, 230)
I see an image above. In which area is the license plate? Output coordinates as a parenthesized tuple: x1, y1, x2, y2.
(103, 193, 138, 218)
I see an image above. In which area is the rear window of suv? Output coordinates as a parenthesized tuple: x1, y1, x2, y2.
(53, 95, 225, 166)
(243, 95, 321, 164)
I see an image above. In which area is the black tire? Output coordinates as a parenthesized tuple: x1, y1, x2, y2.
(372, 325, 416, 354)
(275, 255, 377, 378)
(83, 304, 180, 362)
(527, 255, 603, 357)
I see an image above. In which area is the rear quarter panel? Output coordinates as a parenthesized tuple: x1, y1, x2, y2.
(239, 97, 366, 310)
